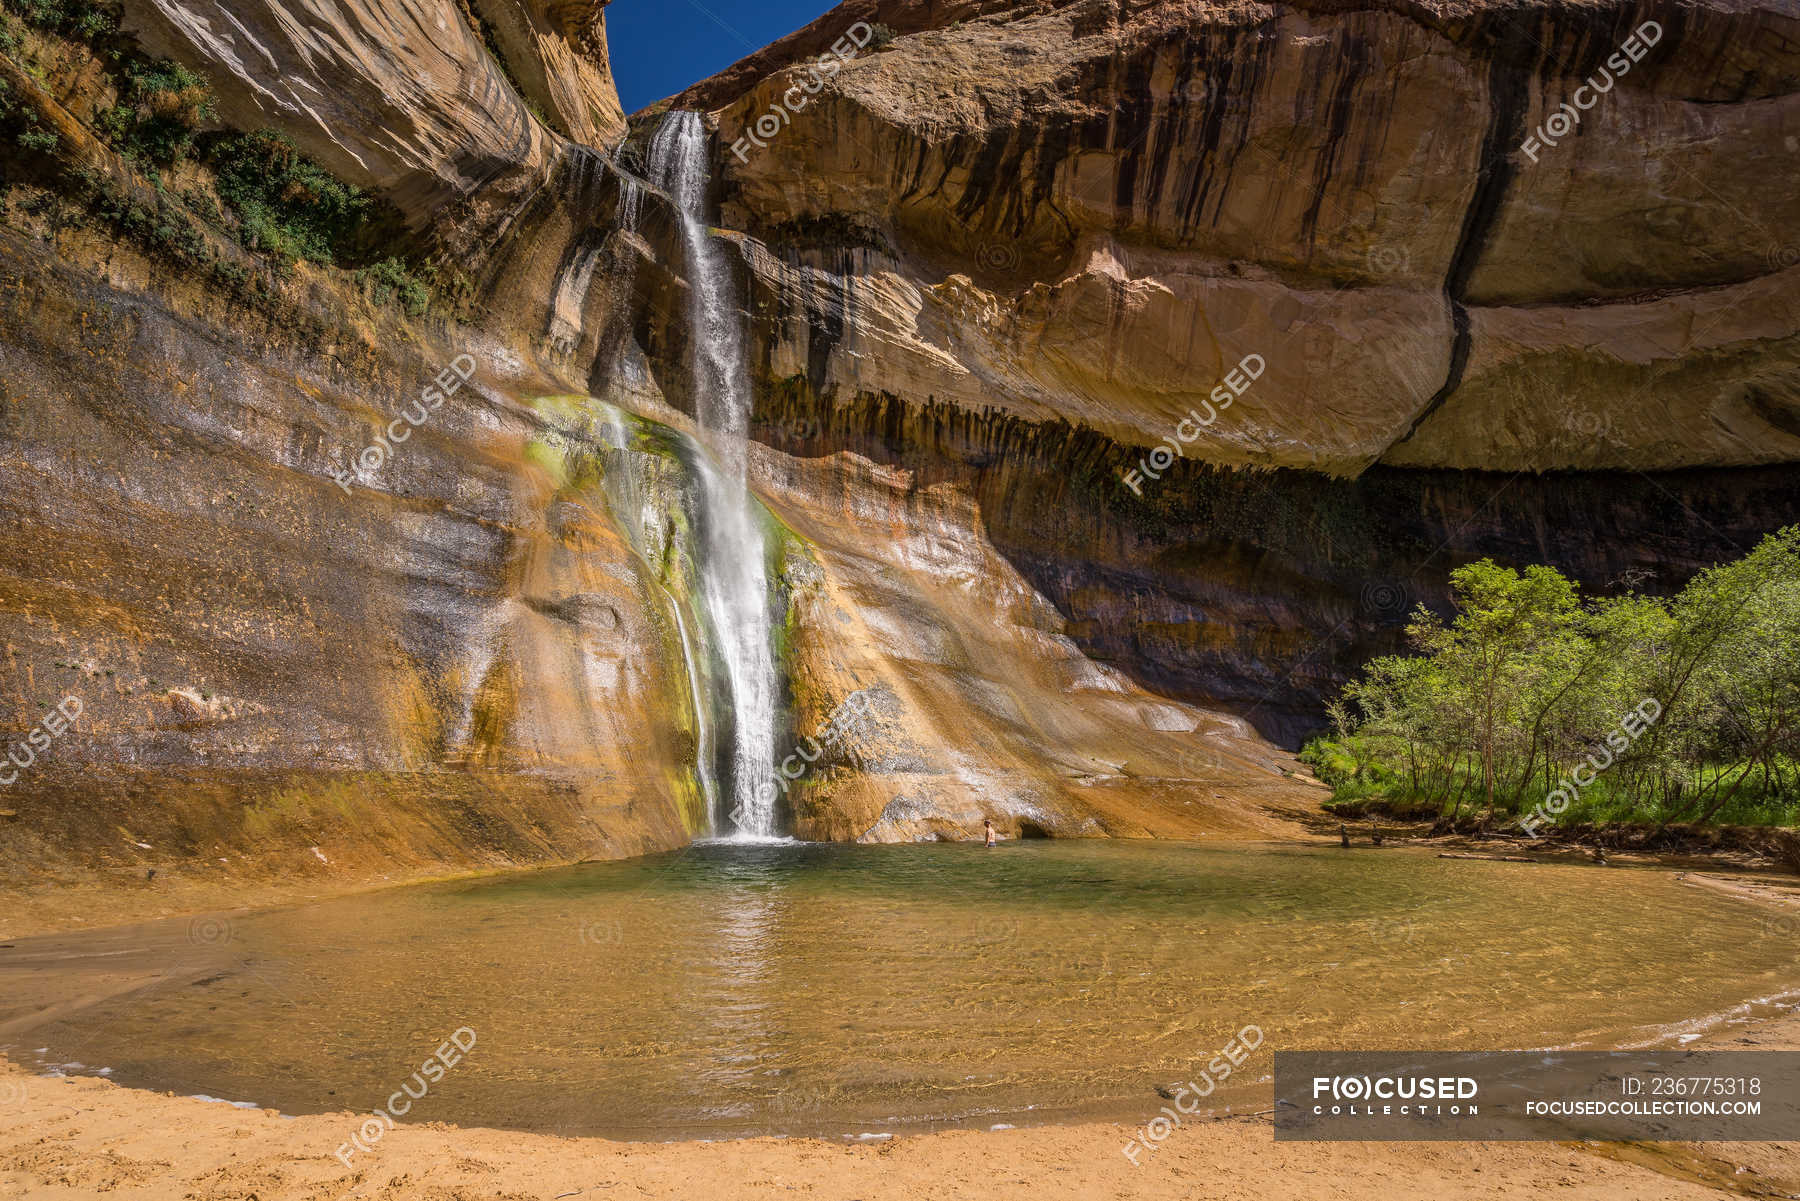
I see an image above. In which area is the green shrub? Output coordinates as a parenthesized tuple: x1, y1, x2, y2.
(1315, 530, 1800, 830)
(357, 255, 428, 316)
(97, 58, 214, 166)
(1299, 736, 1355, 788)
(180, 184, 222, 227)
(2, 1, 432, 321)
(209, 129, 366, 265)
(17, 120, 56, 152)
(2, 0, 117, 41)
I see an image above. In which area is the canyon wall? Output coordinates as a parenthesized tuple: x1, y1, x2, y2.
(1, 0, 1797, 921)
(124, 0, 624, 247)
(680, 0, 1800, 737)
(0, 0, 1306, 927)
(708, 0, 1799, 473)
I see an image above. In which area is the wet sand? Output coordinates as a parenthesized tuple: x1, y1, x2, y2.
(2, 974, 1798, 1196)
(3, 1028, 1799, 1201)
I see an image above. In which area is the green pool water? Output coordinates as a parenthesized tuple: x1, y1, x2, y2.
(2, 840, 1795, 1139)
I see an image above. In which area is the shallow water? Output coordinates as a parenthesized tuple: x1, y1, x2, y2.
(2, 841, 1795, 1139)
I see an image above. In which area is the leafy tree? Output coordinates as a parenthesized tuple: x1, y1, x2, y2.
(1305, 529, 1800, 831)
(1408, 562, 1578, 821)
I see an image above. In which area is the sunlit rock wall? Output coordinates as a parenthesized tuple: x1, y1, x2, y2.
(124, 0, 625, 249)
(709, 0, 1799, 474)
(650, 0, 1800, 741)
(4, 0, 1798, 912)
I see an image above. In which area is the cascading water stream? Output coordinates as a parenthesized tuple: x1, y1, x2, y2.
(592, 405, 721, 830)
(642, 112, 781, 840)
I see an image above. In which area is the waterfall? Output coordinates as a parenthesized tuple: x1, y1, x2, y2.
(617, 172, 643, 230)
(642, 112, 781, 840)
(665, 584, 723, 825)
(545, 147, 623, 357)
(593, 405, 721, 831)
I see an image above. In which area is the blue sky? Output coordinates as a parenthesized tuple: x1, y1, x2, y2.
(606, 0, 838, 113)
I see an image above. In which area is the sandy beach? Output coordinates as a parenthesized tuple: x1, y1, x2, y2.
(4, 1033, 1799, 1201)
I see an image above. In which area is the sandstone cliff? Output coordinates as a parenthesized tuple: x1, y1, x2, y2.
(126, 0, 624, 248)
(662, 0, 1800, 736)
(0, 0, 1795, 922)
(704, 0, 1799, 475)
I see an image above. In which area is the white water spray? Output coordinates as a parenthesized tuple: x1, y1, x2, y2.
(646, 112, 781, 839)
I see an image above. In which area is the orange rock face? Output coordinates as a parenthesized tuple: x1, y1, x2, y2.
(0, 0, 1796, 906)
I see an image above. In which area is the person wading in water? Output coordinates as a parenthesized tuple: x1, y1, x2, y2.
(984, 819, 996, 848)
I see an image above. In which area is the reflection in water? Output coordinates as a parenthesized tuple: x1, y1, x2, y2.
(1, 841, 1796, 1140)
(692, 848, 787, 1120)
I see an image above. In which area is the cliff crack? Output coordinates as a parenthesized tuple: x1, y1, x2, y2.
(1390, 19, 1535, 448)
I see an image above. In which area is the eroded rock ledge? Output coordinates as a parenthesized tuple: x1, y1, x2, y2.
(697, 0, 1799, 474)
